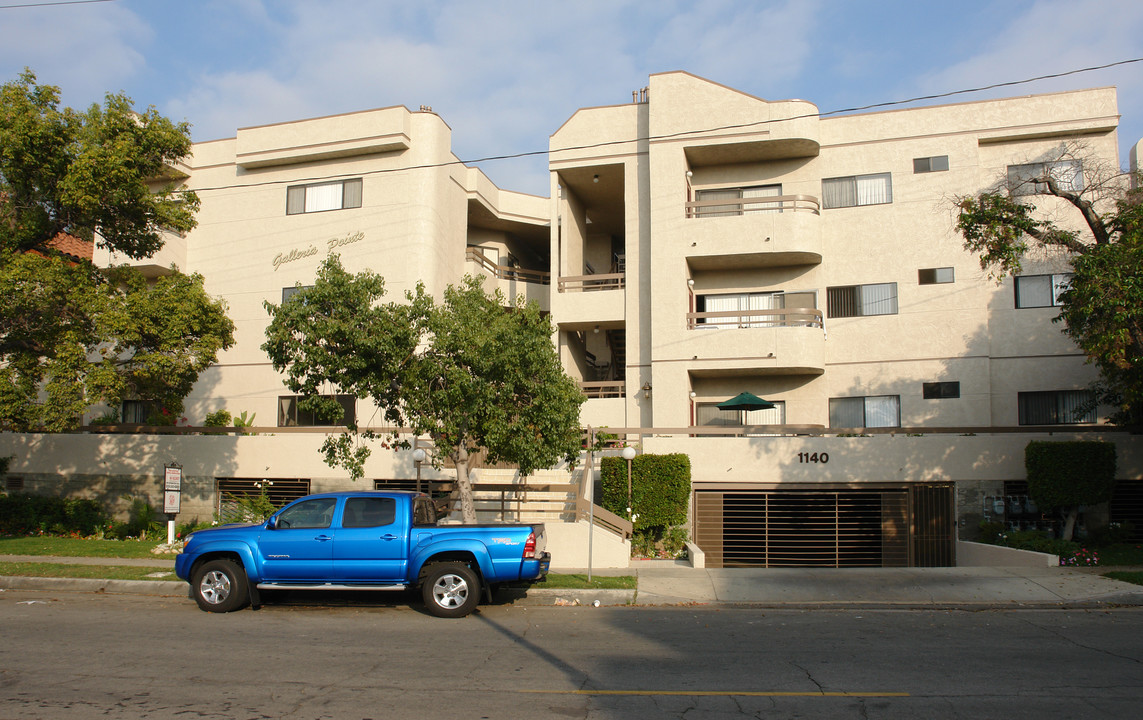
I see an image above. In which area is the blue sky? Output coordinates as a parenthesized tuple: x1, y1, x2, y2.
(2, 0, 1142, 196)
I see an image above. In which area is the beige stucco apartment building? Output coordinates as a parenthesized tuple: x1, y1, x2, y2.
(4, 72, 1141, 569)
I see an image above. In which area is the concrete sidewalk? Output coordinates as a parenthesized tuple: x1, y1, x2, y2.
(3, 555, 1143, 608)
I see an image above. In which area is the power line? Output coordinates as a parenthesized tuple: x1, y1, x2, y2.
(0, 0, 114, 8)
(184, 56, 1143, 195)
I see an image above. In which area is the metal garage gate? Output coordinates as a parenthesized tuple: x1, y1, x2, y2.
(694, 484, 955, 568)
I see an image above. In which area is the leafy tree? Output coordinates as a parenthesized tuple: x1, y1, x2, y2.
(1, 69, 199, 258)
(263, 255, 586, 522)
(956, 146, 1143, 424)
(0, 70, 233, 430)
(1025, 440, 1117, 540)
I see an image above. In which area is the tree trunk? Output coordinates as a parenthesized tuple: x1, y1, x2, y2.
(1062, 507, 1079, 541)
(453, 445, 478, 523)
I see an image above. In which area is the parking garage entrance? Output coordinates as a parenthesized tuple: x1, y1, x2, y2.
(693, 483, 955, 568)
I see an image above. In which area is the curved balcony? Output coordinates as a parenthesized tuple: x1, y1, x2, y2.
(684, 195, 822, 270)
(680, 308, 825, 374)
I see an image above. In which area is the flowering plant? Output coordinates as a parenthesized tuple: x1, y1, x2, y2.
(1061, 547, 1100, 567)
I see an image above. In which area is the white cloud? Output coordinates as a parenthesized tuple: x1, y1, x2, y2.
(913, 0, 1143, 162)
(0, 3, 150, 107)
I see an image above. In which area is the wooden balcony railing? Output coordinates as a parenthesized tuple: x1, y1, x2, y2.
(686, 307, 824, 329)
(685, 194, 821, 218)
(580, 381, 625, 399)
(466, 247, 550, 285)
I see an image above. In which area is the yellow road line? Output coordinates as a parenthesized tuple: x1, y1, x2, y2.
(520, 690, 910, 698)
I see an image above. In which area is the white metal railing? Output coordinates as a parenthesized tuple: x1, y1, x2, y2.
(687, 307, 823, 329)
(685, 193, 820, 218)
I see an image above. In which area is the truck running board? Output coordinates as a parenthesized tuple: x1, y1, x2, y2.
(256, 583, 407, 591)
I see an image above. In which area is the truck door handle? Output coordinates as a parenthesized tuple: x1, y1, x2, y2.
(314, 535, 332, 542)
(380, 534, 399, 541)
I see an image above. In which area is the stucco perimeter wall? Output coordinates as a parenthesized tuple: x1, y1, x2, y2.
(640, 432, 1143, 536)
(0, 432, 453, 522)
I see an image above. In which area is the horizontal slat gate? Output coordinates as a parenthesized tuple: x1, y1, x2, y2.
(696, 489, 911, 568)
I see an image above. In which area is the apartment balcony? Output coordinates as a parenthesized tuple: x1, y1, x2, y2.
(681, 308, 825, 374)
(105, 229, 187, 277)
(683, 195, 821, 270)
(551, 272, 626, 325)
(466, 247, 550, 312)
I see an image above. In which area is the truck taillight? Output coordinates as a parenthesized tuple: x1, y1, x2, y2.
(523, 532, 536, 559)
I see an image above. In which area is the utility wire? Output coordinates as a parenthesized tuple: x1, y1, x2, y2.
(179, 56, 1143, 195)
(0, 0, 114, 8)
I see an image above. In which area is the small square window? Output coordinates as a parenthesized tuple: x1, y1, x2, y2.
(918, 267, 955, 285)
(913, 156, 949, 173)
(281, 285, 313, 304)
(923, 382, 960, 399)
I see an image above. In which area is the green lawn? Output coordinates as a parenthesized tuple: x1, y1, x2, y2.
(1104, 571, 1143, 586)
(0, 536, 636, 588)
(0, 536, 171, 558)
(0, 562, 181, 582)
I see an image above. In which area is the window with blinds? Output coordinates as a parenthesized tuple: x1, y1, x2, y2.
(1007, 160, 1083, 197)
(826, 283, 897, 318)
(693, 184, 782, 217)
(829, 395, 900, 428)
(286, 178, 363, 215)
(1015, 274, 1071, 308)
(821, 172, 892, 209)
(1018, 390, 1096, 425)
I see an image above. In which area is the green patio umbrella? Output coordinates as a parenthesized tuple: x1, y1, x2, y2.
(716, 392, 776, 411)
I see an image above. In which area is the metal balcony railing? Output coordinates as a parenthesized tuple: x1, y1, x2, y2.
(687, 307, 824, 329)
(685, 194, 820, 218)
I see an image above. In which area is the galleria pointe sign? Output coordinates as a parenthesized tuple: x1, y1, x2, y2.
(273, 231, 365, 271)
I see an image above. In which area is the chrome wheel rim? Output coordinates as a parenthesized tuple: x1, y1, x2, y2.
(431, 573, 469, 608)
(199, 570, 232, 605)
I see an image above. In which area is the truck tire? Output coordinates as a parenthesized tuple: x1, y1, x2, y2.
(422, 562, 481, 618)
(192, 558, 250, 613)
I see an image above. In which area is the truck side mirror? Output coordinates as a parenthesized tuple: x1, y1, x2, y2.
(266, 516, 278, 530)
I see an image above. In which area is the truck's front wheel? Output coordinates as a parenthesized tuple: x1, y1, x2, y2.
(192, 559, 250, 613)
(422, 562, 480, 618)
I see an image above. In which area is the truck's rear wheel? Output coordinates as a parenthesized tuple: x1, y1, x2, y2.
(422, 562, 480, 618)
(192, 559, 250, 613)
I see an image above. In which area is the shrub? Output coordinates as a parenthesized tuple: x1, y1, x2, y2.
(203, 409, 231, 427)
(0, 493, 108, 536)
(1025, 440, 1117, 540)
(600, 453, 690, 532)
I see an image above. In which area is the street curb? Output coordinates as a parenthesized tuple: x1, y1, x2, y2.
(499, 588, 635, 607)
(0, 576, 187, 597)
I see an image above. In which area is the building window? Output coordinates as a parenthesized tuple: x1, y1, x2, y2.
(693, 184, 782, 217)
(913, 156, 949, 174)
(277, 394, 356, 427)
(1007, 160, 1083, 196)
(1015, 274, 1071, 308)
(827, 283, 897, 318)
(286, 178, 363, 215)
(821, 172, 892, 209)
(1018, 390, 1096, 425)
(923, 382, 960, 399)
(829, 396, 901, 429)
(918, 267, 954, 285)
(695, 401, 785, 427)
(122, 400, 162, 424)
(281, 285, 314, 303)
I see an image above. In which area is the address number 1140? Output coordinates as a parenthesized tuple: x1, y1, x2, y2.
(797, 452, 829, 464)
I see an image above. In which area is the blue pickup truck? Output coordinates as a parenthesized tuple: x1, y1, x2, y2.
(174, 490, 550, 617)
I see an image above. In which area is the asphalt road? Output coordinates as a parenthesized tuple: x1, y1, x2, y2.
(2, 587, 1142, 719)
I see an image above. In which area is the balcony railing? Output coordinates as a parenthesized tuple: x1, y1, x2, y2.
(558, 272, 625, 292)
(685, 194, 820, 219)
(687, 307, 824, 329)
(580, 381, 625, 398)
(466, 247, 550, 285)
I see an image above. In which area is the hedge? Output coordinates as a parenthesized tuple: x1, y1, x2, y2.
(0, 493, 109, 536)
(599, 453, 690, 531)
(1025, 440, 1117, 511)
